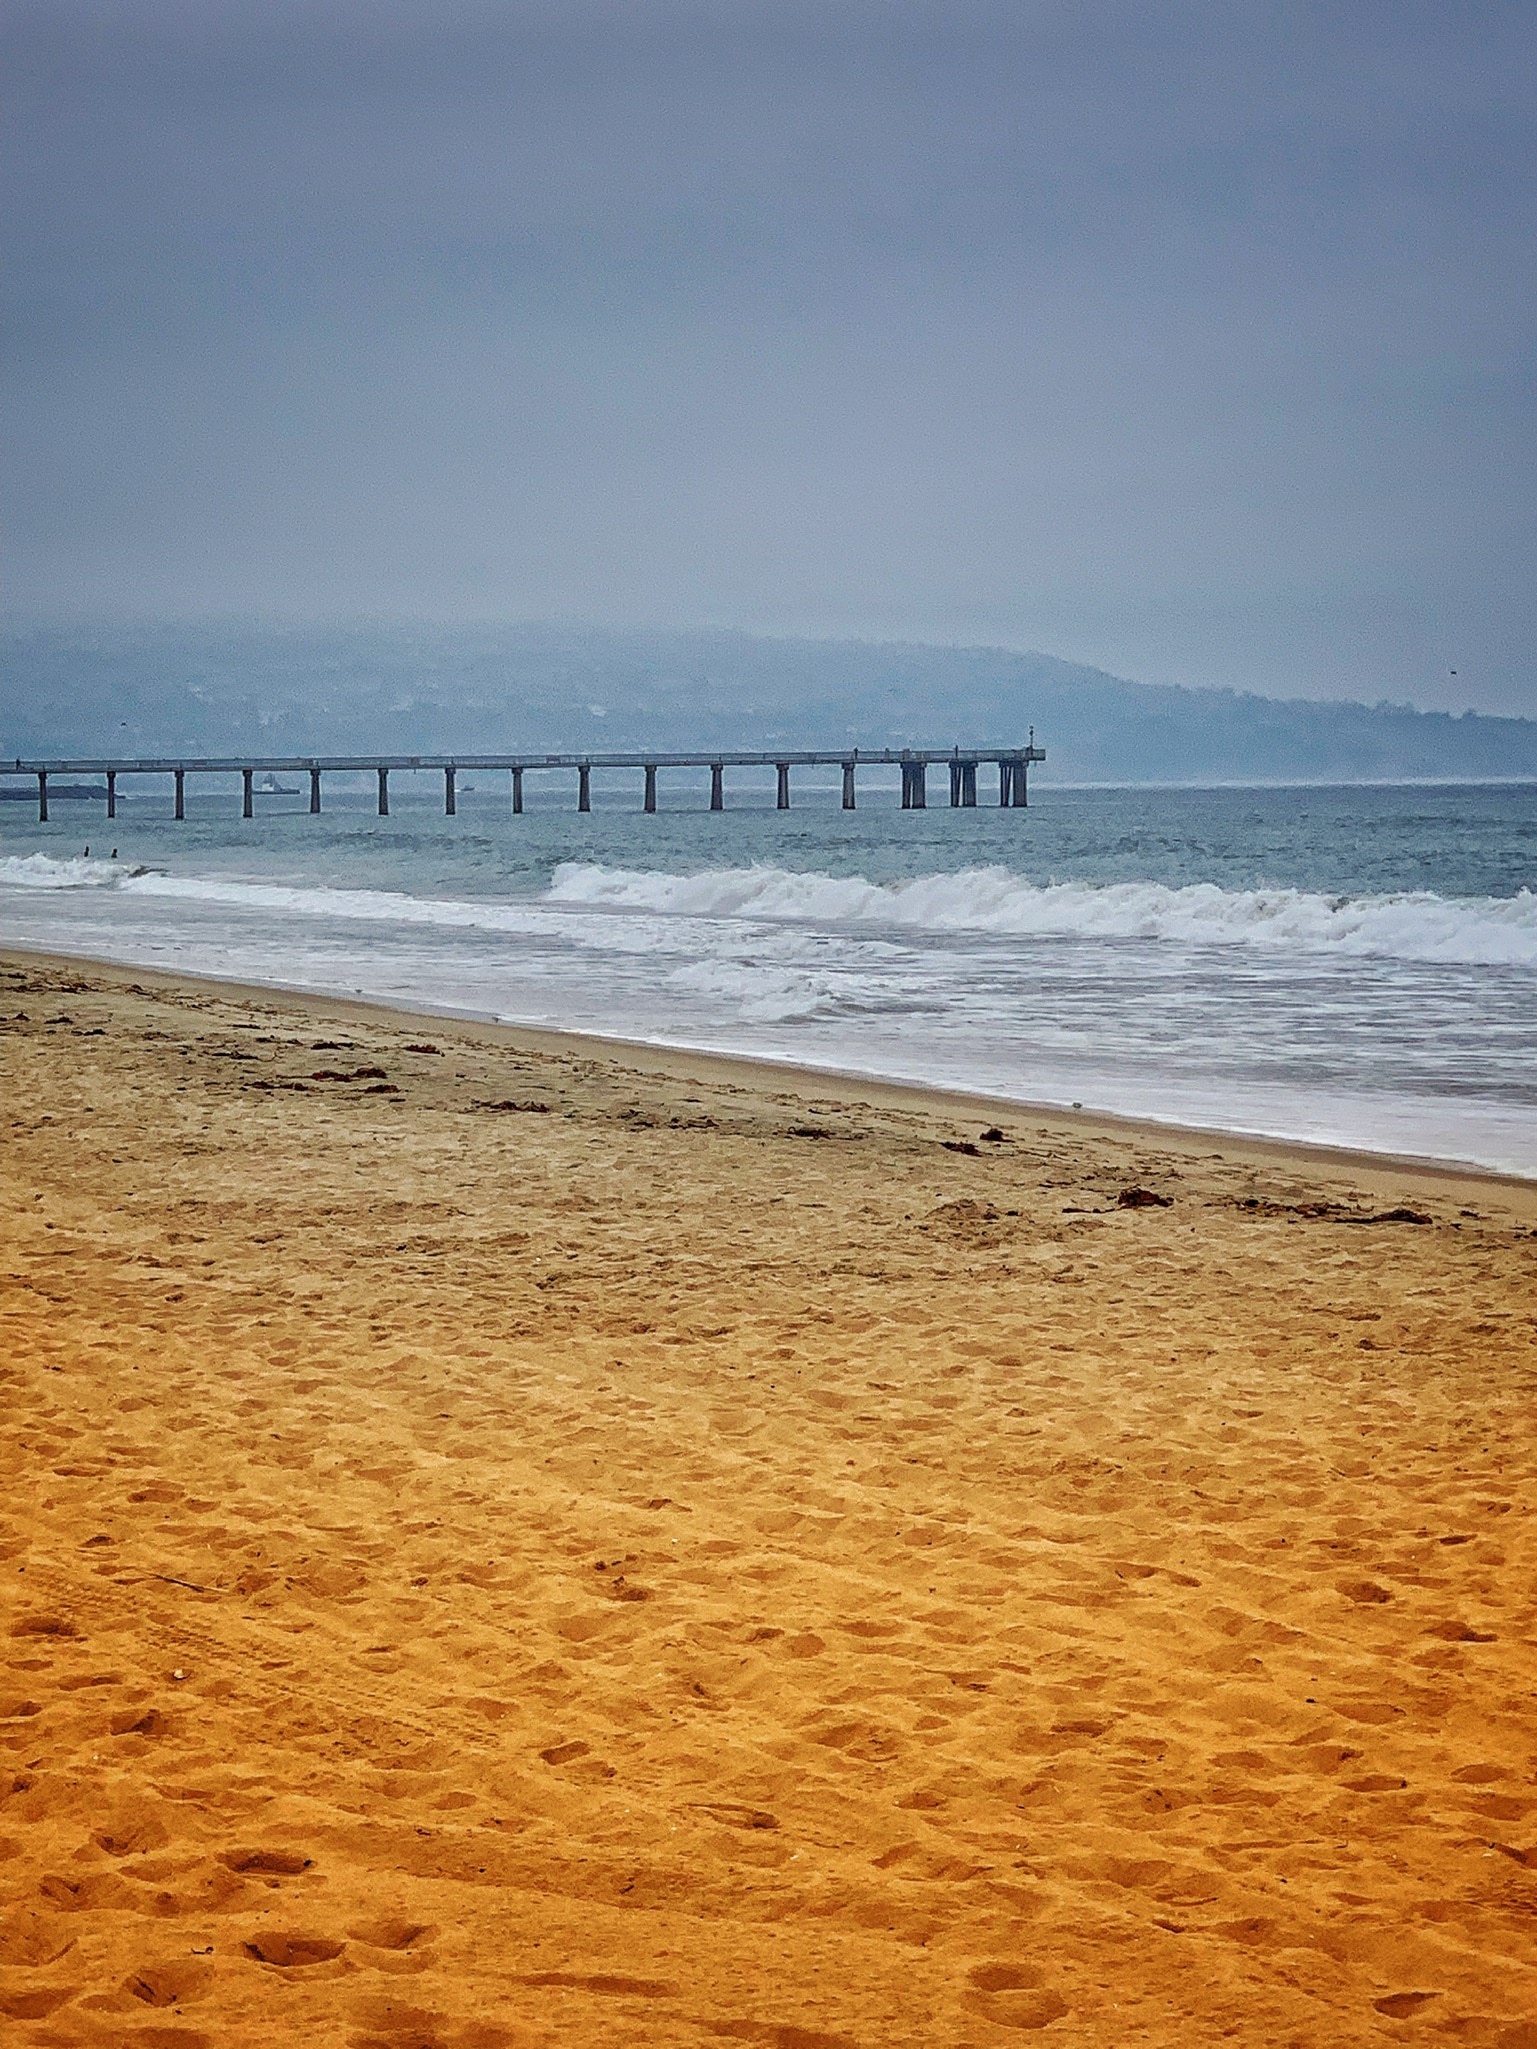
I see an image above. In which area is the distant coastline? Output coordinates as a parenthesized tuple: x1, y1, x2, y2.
(5, 620, 1534, 786)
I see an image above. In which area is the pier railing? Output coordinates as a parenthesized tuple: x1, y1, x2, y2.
(6, 742, 1045, 821)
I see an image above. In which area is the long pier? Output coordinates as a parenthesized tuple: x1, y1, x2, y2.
(6, 742, 1045, 821)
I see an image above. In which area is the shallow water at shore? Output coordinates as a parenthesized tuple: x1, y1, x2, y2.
(4, 780, 1535, 1172)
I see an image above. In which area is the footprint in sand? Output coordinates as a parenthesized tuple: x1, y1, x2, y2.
(8, 1614, 81, 1640)
(94, 1812, 171, 1856)
(222, 1847, 314, 1875)
(108, 1705, 167, 1737)
(963, 1964, 1072, 2031)
(242, 1932, 347, 1967)
(348, 1919, 438, 1952)
(0, 1987, 82, 2021)
(809, 1719, 903, 1762)
(967, 1964, 1045, 1993)
(0, 1908, 77, 1968)
(539, 1740, 590, 1766)
(688, 1802, 779, 1831)
(124, 1959, 218, 2008)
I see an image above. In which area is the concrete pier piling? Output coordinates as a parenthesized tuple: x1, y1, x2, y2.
(10, 742, 1044, 823)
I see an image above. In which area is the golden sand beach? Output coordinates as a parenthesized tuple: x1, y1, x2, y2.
(2, 948, 1535, 2047)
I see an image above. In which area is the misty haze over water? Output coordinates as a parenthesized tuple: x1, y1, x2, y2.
(6, 623, 1537, 788)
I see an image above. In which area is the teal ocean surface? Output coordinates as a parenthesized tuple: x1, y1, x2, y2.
(4, 777, 1534, 1174)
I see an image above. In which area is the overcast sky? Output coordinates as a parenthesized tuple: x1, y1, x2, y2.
(4, 0, 1534, 712)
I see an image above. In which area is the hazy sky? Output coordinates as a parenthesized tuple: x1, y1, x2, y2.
(5, 1, 1535, 712)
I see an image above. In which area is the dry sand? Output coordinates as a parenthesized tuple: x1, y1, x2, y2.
(2, 948, 1536, 2048)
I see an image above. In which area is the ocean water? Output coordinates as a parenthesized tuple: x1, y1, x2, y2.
(3, 773, 1534, 1175)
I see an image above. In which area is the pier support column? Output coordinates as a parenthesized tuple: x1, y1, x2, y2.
(37, 771, 48, 823)
(949, 760, 962, 806)
(444, 767, 456, 816)
(776, 762, 790, 810)
(242, 768, 254, 819)
(511, 767, 523, 815)
(377, 767, 389, 816)
(710, 762, 724, 810)
(644, 764, 657, 813)
(578, 763, 591, 813)
(999, 760, 1012, 807)
(842, 760, 856, 809)
(961, 761, 977, 807)
(1011, 758, 1029, 807)
(106, 770, 116, 820)
(901, 761, 927, 809)
(309, 767, 322, 814)
(174, 768, 185, 821)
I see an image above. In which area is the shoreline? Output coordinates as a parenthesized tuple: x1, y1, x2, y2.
(5, 939, 1531, 1193)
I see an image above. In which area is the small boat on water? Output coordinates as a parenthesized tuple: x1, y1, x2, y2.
(255, 775, 301, 795)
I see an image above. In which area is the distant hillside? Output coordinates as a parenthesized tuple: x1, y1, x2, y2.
(4, 621, 1534, 784)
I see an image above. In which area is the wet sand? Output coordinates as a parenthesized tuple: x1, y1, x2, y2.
(2, 948, 1536, 2048)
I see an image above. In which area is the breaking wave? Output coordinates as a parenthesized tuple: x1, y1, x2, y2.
(547, 862, 1537, 967)
(5, 851, 1535, 969)
(0, 853, 134, 888)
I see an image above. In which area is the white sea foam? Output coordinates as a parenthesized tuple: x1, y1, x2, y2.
(0, 853, 127, 889)
(6, 850, 1536, 967)
(2, 857, 552, 937)
(548, 861, 1537, 967)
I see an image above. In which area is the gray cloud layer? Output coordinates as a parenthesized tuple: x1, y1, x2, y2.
(5, 1, 1534, 711)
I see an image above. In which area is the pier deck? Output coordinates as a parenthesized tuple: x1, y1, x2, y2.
(6, 744, 1045, 820)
